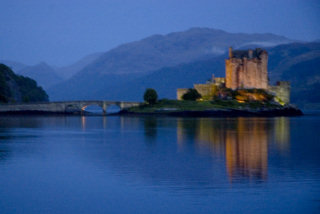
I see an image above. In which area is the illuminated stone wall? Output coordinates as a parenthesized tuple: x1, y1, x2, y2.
(177, 78, 225, 100)
(268, 81, 290, 105)
(225, 47, 268, 90)
(213, 77, 225, 87)
(194, 83, 216, 99)
(177, 88, 188, 100)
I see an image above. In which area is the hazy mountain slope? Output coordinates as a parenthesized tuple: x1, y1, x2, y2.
(18, 62, 63, 89)
(49, 28, 292, 100)
(81, 28, 291, 76)
(50, 72, 146, 100)
(91, 56, 226, 101)
(0, 64, 48, 103)
(267, 42, 320, 108)
(0, 60, 27, 71)
(268, 42, 320, 81)
(55, 52, 103, 79)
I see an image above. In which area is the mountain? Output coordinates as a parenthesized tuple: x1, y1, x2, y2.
(0, 60, 27, 71)
(0, 64, 48, 103)
(91, 56, 227, 101)
(48, 27, 293, 100)
(55, 52, 103, 79)
(17, 62, 63, 89)
(1, 52, 103, 91)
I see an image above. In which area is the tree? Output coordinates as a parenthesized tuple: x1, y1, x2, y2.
(182, 89, 201, 101)
(143, 88, 158, 104)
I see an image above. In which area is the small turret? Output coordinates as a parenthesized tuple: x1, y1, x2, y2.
(248, 49, 253, 59)
(229, 47, 233, 58)
(211, 74, 215, 82)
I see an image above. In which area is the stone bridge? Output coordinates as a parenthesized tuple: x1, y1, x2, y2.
(0, 100, 142, 115)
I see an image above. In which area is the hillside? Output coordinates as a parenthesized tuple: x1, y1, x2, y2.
(48, 28, 292, 100)
(55, 52, 103, 79)
(90, 56, 226, 101)
(17, 62, 63, 89)
(1, 52, 103, 90)
(0, 64, 48, 103)
(267, 42, 320, 108)
(0, 60, 27, 71)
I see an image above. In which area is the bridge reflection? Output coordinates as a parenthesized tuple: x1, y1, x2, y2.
(177, 117, 290, 182)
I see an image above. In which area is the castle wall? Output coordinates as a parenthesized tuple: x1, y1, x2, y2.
(214, 77, 226, 87)
(194, 83, 217, 99)
(268, 81, 290, 105)
(177, 88, 188, 100)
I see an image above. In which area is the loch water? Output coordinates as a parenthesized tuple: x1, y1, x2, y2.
(0, 114, 319, 214)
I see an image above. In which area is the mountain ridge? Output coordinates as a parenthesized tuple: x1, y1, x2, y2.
(17, 62, 63, 89)
(48, 27, 293, 100)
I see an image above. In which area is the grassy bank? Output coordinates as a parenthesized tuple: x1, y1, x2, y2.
(126, 99, 282, 113)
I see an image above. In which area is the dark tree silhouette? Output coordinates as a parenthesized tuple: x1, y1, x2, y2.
(182, 88, 201, 101)
(143, 88, 158, 104)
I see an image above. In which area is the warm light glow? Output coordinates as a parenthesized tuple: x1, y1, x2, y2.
(174, 118, 291, 182)
(81, 116, 86, 130)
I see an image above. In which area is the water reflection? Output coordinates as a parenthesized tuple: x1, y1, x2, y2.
(143, 117, 157, 140)
(0, 116, 291, 185)
(0, 115, 319, 214)
(81, 116, 86, 130)
(274, 117, 290, 152)
(177, 117, 290, 182)
(225, 118, 268, 181)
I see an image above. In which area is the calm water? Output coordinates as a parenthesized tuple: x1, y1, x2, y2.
(0, 114, 319, 214)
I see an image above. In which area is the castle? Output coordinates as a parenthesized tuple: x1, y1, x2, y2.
(177, 47, 290, 105)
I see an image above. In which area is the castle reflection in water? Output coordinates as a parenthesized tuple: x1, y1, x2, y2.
(176, 117, 290, 181)
(77, 115, 290, 182)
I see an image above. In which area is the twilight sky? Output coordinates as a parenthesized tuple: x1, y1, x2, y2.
(1, 0, 319, 66)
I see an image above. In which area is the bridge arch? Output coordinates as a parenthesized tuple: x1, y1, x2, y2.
(81, 104, 105, 115)
(106, 104, 121, 114)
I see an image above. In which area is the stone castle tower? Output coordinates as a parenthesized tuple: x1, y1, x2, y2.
(225, 47, 268, 90)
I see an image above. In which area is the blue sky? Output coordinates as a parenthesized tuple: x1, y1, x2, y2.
(1, 0, 319, 66)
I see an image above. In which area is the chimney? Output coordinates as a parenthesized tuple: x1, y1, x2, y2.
(229, 47, 233, 58)
(248, 49, 253, 59)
